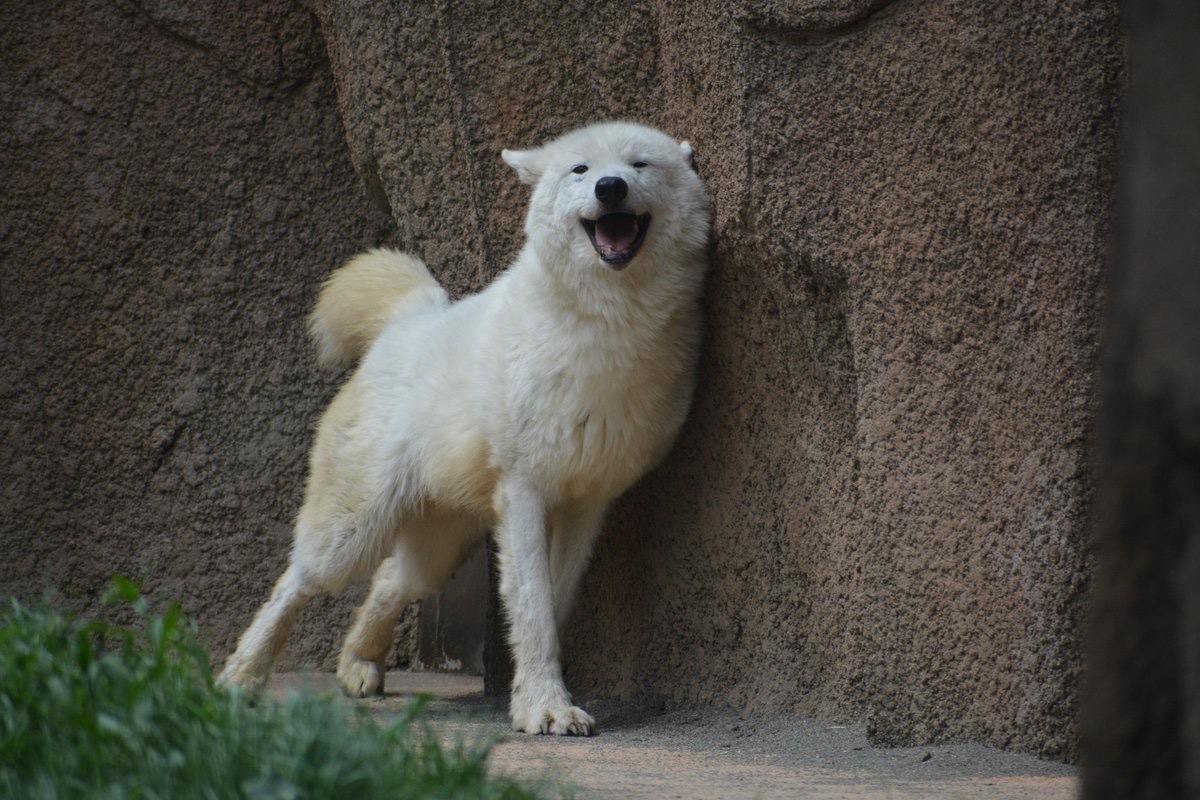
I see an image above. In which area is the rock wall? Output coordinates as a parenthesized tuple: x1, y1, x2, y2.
(1, 0, 1122, 759)
(0, 1, 410, 669)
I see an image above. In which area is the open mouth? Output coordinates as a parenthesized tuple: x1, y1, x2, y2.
(581, 212, 651, 269)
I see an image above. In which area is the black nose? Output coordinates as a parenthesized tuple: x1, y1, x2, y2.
(594, 176, 628, 206)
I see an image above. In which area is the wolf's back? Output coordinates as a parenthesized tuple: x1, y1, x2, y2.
(308, 248, 449, 367)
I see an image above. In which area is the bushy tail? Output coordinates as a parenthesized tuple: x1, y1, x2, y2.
(308, 248, 448, 367)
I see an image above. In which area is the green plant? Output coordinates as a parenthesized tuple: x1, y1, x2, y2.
(0, 578, 548, 800)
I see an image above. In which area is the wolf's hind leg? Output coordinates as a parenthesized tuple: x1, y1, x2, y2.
(336, 555, 411, 697)
(218, 563, 315, 690)
(337, 518, 479, 697)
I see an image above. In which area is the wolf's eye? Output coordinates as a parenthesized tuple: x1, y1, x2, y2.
(571, 164, 589, 175)
(632, 161, 648, 169)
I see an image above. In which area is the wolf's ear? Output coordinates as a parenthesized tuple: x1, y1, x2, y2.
(502, 148, 543, 185)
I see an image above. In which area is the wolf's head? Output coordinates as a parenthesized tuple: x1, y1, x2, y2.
(502, 122, 710, 277)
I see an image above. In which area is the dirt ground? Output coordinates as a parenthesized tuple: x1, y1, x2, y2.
(269, 672, 1077, 799)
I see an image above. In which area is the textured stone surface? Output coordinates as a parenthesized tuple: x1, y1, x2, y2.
(560, 1, 1119, 761)
(1081, 1, 1200, 796)
(0, 1, 411, 670)
(1, 0, 1122, 760)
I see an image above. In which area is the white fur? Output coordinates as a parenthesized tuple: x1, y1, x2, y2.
(219, 121, 711, 736)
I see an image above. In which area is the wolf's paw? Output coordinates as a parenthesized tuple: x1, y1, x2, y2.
(511, 703, 595, 736)
(337, 657, 384, 698)
(217, 656, 268, 692)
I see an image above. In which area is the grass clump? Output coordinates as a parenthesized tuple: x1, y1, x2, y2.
(0, 578, 548, 800)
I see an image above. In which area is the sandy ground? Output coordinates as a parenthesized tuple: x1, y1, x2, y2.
(269, 672, 1077, 800)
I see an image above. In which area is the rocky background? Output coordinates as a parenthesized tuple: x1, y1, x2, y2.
(2, 0, 1124, 762)
(0, 1, 414, 681)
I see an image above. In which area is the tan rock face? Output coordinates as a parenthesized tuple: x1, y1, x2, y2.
(0, 1, 409, 674)
(1, 0, 1121, 760)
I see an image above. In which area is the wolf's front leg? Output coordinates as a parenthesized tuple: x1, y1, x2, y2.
(549, 500, 608, 635)
(494, 476, 595, 736)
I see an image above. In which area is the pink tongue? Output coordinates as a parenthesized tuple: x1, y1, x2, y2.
(595, 215, 638, 251)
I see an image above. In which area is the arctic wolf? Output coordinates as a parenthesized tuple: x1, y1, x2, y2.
(219, 121, 711, 736)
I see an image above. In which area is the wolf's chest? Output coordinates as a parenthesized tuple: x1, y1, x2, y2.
(511, 359, 678, 501)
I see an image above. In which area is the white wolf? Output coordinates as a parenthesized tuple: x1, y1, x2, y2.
(219, 121, 710, 735)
